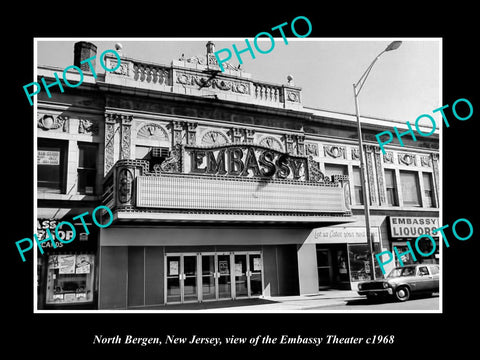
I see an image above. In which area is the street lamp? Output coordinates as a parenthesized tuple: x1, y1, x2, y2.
(353, 41, 402, 280)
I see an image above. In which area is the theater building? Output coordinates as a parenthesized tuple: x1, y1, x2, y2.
(36, 41, 440, 310)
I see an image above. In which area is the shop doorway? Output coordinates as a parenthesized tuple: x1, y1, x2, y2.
(165, 252, 263, 304)
(165, 254, 199, 304)
(316, 245, 350, 290)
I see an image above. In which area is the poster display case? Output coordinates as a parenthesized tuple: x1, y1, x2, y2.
(45, 254, 95, 305)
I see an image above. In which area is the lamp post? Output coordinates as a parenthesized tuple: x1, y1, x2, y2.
(353, 41, 402, 280)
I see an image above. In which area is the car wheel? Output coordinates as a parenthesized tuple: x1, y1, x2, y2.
(394, 286, 410, 301)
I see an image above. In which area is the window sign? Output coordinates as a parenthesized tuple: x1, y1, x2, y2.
(38, 150, 60, 165)
(58, 255, 75, 274)
(253, 257, 262, 271)
(235, 263, 243, 276)
(219, 261, 229, 274)
(169, 260, 179, 276)
(64, 293, 76, 302)
(48, 255, 59, 269)
(75, 255, 91, 274)
(307, 227, 380, 244)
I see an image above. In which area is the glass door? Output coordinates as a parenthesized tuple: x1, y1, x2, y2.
(166, 252, 262, 304)
(234, 254, 248, 298)
(217, 254, 232, 300)
(317, 248, 333, 289)
(166, 255, 181, 303)
(182, 255, 198, 303)
(165, 254, 199, 304)
(234, 252, 263, 299)
(248, 253, 263, 297)
(201, 254, 216, 301)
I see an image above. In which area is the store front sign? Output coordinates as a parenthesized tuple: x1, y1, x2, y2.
(306, 227, 380, 244)
(389, 216, 439, 238)
(183, 144, 308, 181)
(36, 219, 91, 248)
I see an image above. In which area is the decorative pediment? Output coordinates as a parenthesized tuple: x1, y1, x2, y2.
(259, 136, 284, 152)
(176, 71, 251, 95)
(201, 130, 229, 146)
(137, 123, 169, 141)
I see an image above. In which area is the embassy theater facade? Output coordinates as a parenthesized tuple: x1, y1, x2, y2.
(36, 41, 440, 310)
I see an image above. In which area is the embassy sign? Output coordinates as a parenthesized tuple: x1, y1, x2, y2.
(136, 143, 350, 214)
(183, 144, 309, 181)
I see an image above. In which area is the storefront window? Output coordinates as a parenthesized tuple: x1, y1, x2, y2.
(348, 244, 382, 281)
(46, 254, 95, 304)
(393, 244, 416, 266)
(335, 249, 349, 282)
(394, 240, 438, 265)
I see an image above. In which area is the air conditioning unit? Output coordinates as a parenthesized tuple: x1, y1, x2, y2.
(151, 147, 169, 158)
(149, 147, 170, 171)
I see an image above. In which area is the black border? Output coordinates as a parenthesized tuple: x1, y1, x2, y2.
(6, 6, 478, 356)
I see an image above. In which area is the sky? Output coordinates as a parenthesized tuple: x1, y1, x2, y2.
(36, 38, 440, 123)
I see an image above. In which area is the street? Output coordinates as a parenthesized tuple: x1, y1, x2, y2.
(154, 291, 440, 311)
(311, 294, 440, 311)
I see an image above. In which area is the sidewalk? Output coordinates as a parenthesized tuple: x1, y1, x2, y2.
(144, 290, 363, 311)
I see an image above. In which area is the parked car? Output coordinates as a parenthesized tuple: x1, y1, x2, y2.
(357, 264, 439, 301)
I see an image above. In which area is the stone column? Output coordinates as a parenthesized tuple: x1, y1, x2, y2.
(185, 122, 197, 145)
(244, 129, 255, 144)
(296, 134, 305, 156)
(374, 146, 386, 206)
(284, 134, 295, 154)
(168, 120, 184, 146)
(120, 115, 133, 160)
(431, 153, 440, 206)
(365, 145, 378, 206)
(104, 113, 117, 175)
(228, 127, 243, 143)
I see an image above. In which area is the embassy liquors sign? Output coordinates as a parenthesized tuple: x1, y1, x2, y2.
(389, 217, 440, 237)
